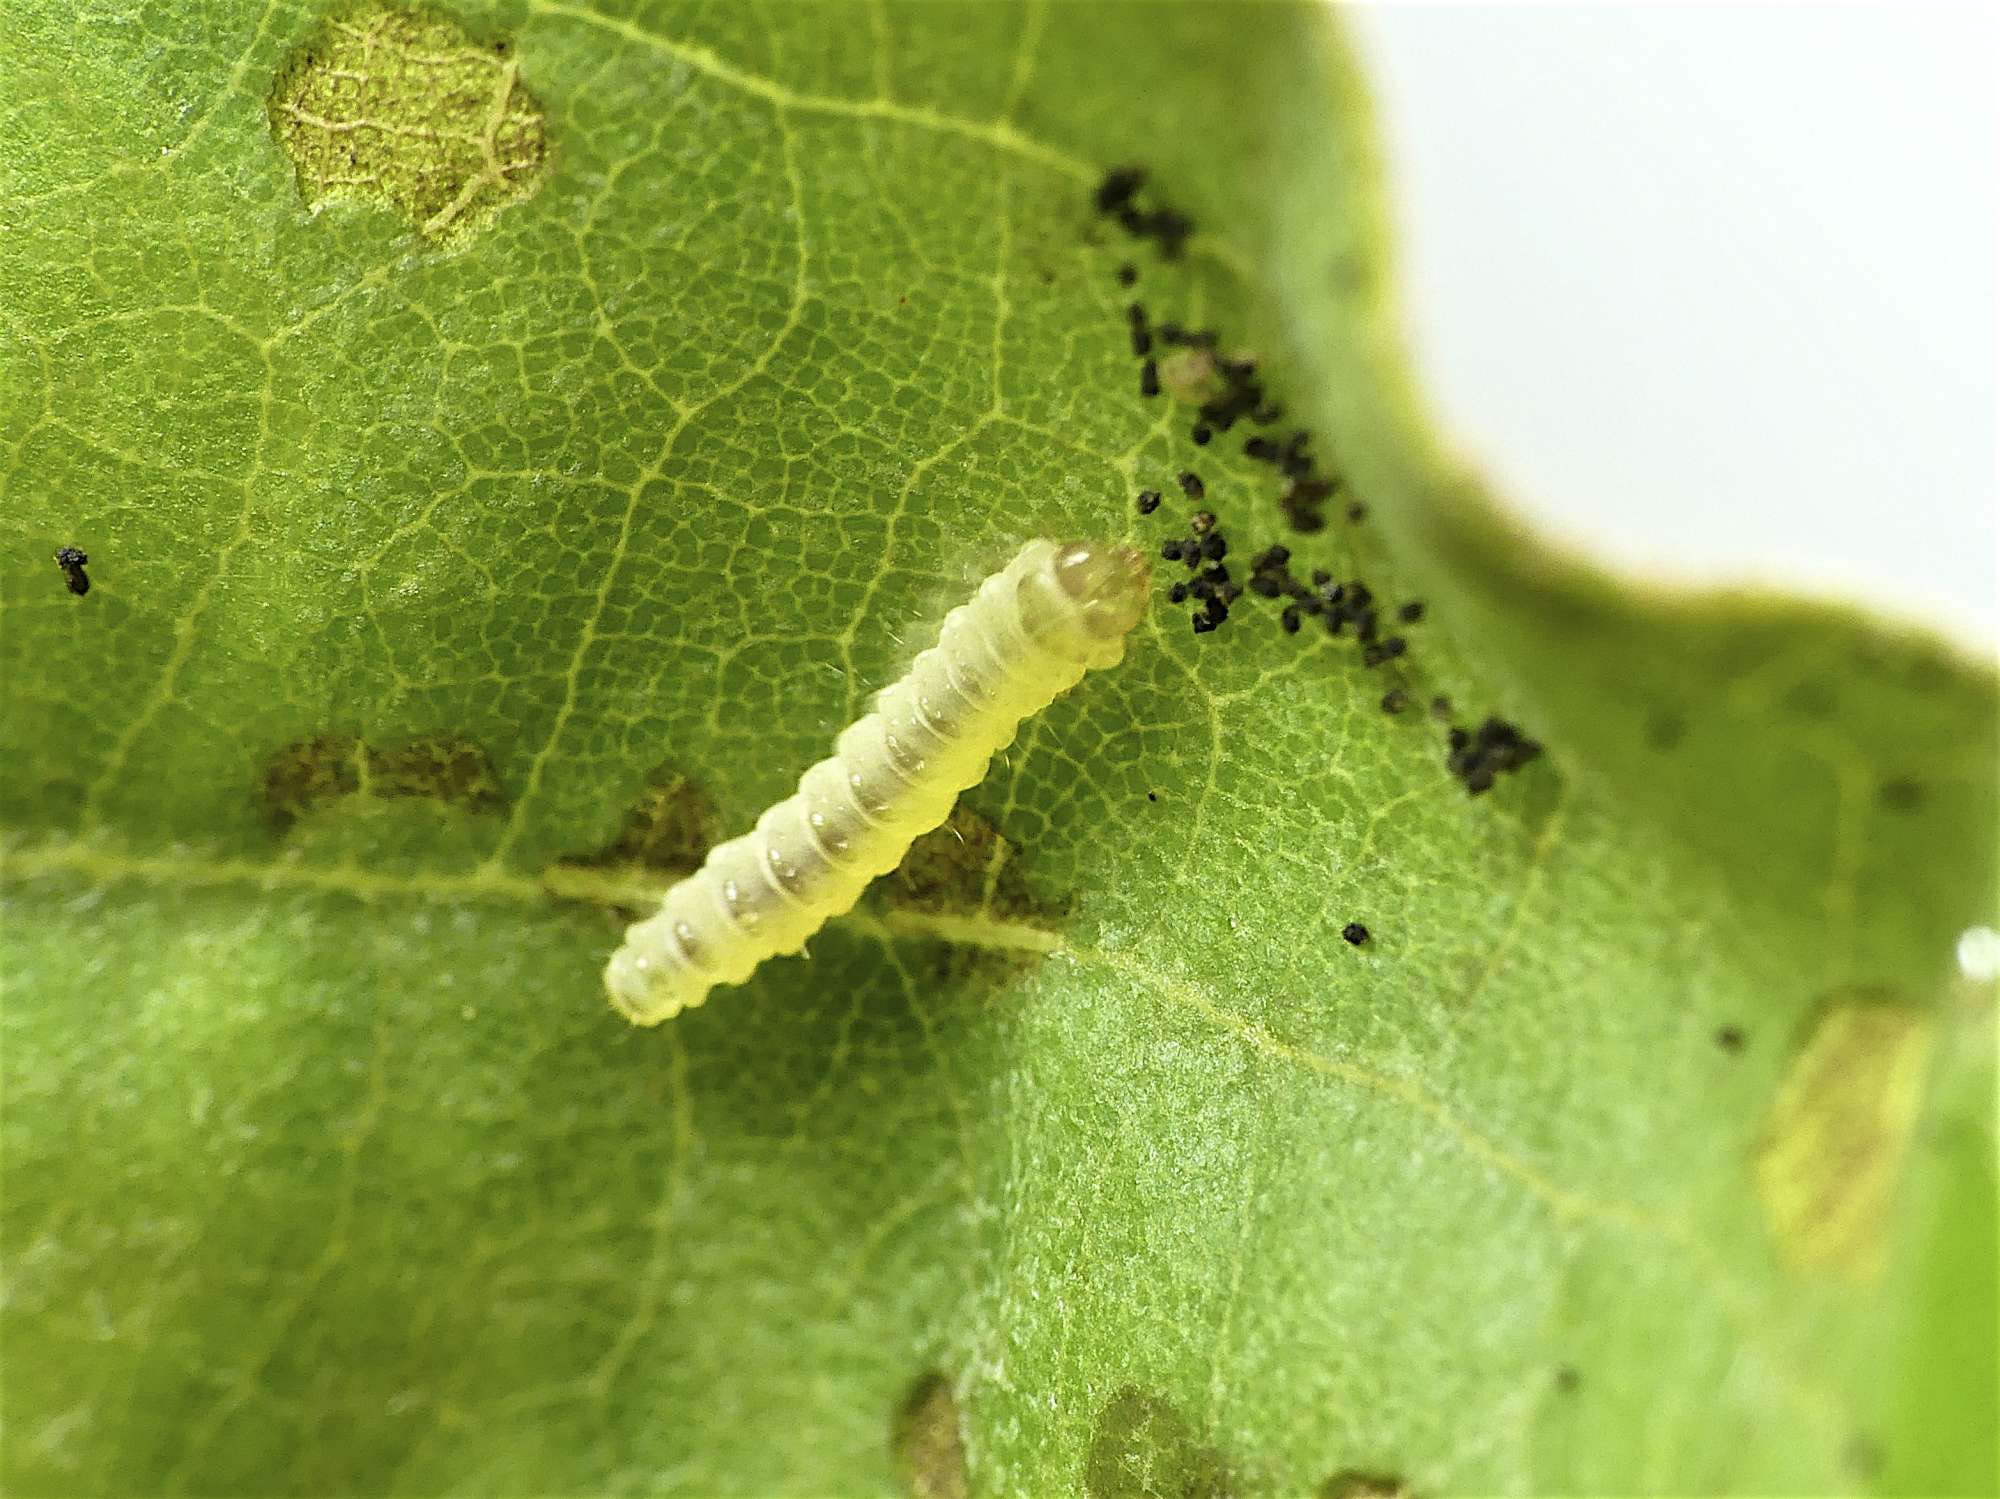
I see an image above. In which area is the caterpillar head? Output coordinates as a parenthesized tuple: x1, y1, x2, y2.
(1051, 540, 1150, 655)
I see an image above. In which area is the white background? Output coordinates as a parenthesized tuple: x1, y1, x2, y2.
(1346, 2, 1998, 656)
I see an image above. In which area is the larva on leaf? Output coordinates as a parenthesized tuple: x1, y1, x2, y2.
(605, 539, 1150, 1025)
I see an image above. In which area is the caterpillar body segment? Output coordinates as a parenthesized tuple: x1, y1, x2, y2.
(604, 539, 1149, 1024)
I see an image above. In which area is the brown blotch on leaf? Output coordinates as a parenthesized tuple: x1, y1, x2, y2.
(1319, 1471, 1412, 1499)
(582, 764, 723, 874)
(886, 803, 1073, 927)
(260, 734, 364, 830)
(544, 765, 723, 917)
(1084, 1386, 1230, 1499)
(364, 735, 504, 810)
(258, 733, 503, 831)
(891, 1372, 969, 1499)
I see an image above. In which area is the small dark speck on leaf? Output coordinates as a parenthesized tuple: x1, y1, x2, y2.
(1879, 777, 1923, 812)
(1554, 1364, 1581, 1394)
(1342, 922, 1369, 946)
(55, 545, 91, 596)
(1714, 1025, 1746, 1053)
(1094, 165, 1146, 214)
(1844, 1435, 1885, 1479)
(1445, 714, 1542, 794)
(1646, 712, 1686, 749)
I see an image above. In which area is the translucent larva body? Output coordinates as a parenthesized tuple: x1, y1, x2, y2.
(604, 539, 1150, 1025)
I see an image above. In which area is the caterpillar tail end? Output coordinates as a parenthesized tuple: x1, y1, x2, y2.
(603, 933, 709, 1027)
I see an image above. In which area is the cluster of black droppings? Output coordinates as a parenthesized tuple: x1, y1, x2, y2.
(1129, 299, 1293, 461)
(1100, 176, 1370, 644)
(1160, 512, 1241, 635)
(1166, 326, 1270, 417)
(1095, 166, 1549, 798)
(1238, 551, 1424, 707)
(1093, 165, 1193, 257)
(1360, 636, 1408, 669)
(1446, 716, 1544, 794)
(1319, 578, 1374, 642)
(54, 545, 90, 596)
(1341, 922, 1370, 946)
(1246, 544, 1289, 598)
(1239, 427, 1346, 535)
(1155, 316, 1274, 449)
(1202, 351, 1282, 435)
(1127, 303, 1152, 358)
(1276, 479, 1334, 533)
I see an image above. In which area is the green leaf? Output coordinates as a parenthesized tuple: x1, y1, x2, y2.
(4, 3, 1993, 1494)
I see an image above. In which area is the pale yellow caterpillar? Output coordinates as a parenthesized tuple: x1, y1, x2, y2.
(604, 539, 1151, 1025)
